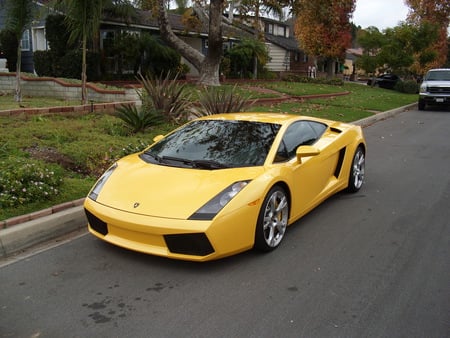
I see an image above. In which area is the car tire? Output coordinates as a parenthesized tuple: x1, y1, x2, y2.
(347, 146, 365, 193)
(418, 99, 426, 111)
(254, 186, 289, 252)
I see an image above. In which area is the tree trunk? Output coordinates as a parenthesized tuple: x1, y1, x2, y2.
(15, 44, 22, 103)
(81, 34, 87, 104)
(326, 58, 335, 79)
(157, 0, 223, 86)
(200, 0, 223, 86)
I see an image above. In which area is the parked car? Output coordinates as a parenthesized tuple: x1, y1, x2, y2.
(418, 68, 450, 110)
(84, 113, 367, 261)
(367, 73, 400, 89)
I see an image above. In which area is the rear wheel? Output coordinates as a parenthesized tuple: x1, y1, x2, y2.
(254, 186, 289, 252)
(347, 146, 365, 193)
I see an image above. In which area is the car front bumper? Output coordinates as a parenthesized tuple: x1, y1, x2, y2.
(84, 198, 258, 261)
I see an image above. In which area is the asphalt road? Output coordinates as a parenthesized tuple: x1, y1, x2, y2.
(1, 108, 449, 338)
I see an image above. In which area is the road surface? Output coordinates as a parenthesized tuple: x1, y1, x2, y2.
(1, 108, 449, 337)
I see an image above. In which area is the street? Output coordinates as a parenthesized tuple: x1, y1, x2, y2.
(1, 108, 449, 338)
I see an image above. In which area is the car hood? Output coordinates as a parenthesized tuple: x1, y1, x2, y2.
(423, 80, 450, 87)
(94, 154, 264, 219)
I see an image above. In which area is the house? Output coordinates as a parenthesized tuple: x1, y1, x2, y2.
(0, 0, 49, 73)
(260, 17, 313, 75)
(0, 2, 310, 77)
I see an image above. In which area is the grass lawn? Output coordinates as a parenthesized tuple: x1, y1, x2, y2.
(0, 81, 417, 220)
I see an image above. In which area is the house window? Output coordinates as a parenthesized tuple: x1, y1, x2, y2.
(100, 30, 115, 50)
(277, 26, 285, 37)
(266, 23, 273, 35)
(204, 39, 208, 48)
(20, 30, 30, 51)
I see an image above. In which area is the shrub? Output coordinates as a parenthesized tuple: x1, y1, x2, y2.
(402, 80, 419, 94)
(33, 50, 55, 77)
(120, 140, 151, 157)
(0, 158, 64, 208)
(195, 84, 254, 116)
(115, 104, 163, 134)
(138, 72, 191, 123)
(282, 74, 344, 86)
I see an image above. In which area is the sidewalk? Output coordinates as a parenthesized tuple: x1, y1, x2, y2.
(0, 102, 418, 258)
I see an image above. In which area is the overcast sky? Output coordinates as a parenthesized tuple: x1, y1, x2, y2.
(353, 0, 410, 30)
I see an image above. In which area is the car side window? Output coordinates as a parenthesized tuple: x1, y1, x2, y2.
(275, 121, 327, 162)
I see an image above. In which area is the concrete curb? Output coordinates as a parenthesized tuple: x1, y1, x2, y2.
(0, 102, 417, 258)
(0, 205, 87, 257)
(354, 102, 417, 127)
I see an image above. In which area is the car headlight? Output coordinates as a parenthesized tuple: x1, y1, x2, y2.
(189, 180, 250, 220)
(419, 84, 427, 93)
(88, 163, 118, 201)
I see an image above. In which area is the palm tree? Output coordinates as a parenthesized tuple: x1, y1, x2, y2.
(4, 0, 34, 103)
(53, 0, 135, 104)
(55, 0, 103, 104)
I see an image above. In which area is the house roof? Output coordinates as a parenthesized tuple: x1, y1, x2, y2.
(102, 8, 251, 41)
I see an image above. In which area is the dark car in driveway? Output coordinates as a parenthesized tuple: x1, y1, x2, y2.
(367, 74, 400, 89)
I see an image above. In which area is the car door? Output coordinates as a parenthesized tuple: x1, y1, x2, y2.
(275, 121, 341, 219)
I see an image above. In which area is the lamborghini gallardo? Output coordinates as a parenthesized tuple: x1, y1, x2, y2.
(84, 113, 366, 261)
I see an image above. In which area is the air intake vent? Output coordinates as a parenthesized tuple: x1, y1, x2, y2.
(85, 209, 108, 236)
(164, 233, 214, 256)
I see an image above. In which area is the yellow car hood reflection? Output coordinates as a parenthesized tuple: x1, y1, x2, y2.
(95, 154, 263, 219)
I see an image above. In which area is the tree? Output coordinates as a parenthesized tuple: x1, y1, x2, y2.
(53, 0, 135, 103)
(293, 0, 356, 78)
(356, 26, 385, 82)
(4, 0, 34, 102)
(154, 0, 224, 86)
(226, 38, 269, 78)
(234, 0, 286, 78)
(54, 0, 103, 104)
(405, 0, 450, 73)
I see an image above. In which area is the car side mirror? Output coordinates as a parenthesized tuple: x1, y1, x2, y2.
(153, 135, 164, 143)
(296, 146, 320, 163)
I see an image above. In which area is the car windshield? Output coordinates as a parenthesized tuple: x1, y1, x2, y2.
(142, 120, 281, 169)
(425, 70, 450, 81)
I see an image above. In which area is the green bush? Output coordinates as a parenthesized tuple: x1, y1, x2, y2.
(402, 80, 419, 94)
(0, 29, 17, 72)
(283, 74, 344, 86)
(120, 140, 151, 157)
(34, 49, 100, 80)
(115, 104, 163, 133)
(33, 50, 55, 77)
(138, 72, 191, 123)
(195, 85, 254, 116)
(0, 158, 64, 208)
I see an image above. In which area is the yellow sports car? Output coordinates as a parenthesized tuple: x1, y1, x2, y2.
(84, 113, 366, 261)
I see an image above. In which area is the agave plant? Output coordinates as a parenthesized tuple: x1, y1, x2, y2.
(115, 104, 162, 134)
(196, 84, 254, 116)
(138, 72, 191, 123)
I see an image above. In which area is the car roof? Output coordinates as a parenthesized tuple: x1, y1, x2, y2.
(196, 112, 329, 126)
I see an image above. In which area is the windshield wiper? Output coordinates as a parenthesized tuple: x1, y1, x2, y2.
(160, 156, 229, 169)
(192, 159, 229, 169)
(140, 152, 162, 164)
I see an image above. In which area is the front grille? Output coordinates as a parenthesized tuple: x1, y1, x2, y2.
(85, 209, 108, 235)
(428, 86, 450, 94)
(164, 233, 214, 256)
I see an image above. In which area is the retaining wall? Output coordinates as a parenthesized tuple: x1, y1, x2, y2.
(0, 72, 140, 103)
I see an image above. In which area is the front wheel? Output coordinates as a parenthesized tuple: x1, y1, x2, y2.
(418, 99, 426, 111)
(254, 186, 289, 252)
(347, 146, 365, 193)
